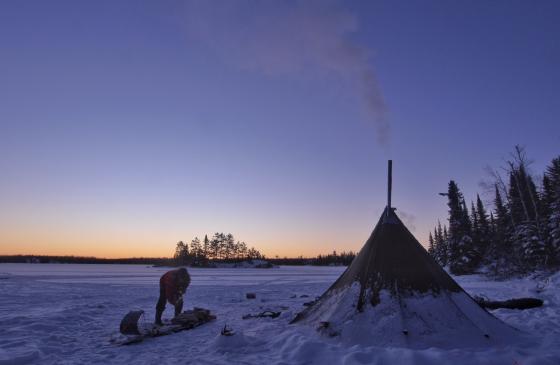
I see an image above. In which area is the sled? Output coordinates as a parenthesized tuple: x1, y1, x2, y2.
(113, 307, 216, 345)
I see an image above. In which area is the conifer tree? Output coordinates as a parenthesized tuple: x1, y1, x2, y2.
(238, 241, 248, 259)
(224, 233, 235, 260)
(190, 237, 202, 259)
(447, 181, 462, 273)
(428, 232, 437, 261)
(539, 175, 554, 266)
(174, 241, 190, 265)
(508, 171, 524, 224)
(489, 211, 496, 257)
(442, 225, 449, 266)
(428, 232, 435, 257)
(210, 233, 221, 260)
(475, 194, 491, 264)
(540, 174, 553, 224)
(545, 157, 560, 265)
(431, 220, 447, 267)
(447, 181, 475, 274)
(436, 221, 447, 266)
(491, 184, 513, 274)
(470, 201, 481, 264)
(434, 226, 440, 263)
(509, 162, 546, 269)
(462, 199, 478, 270)
(203, 234, 210, 258)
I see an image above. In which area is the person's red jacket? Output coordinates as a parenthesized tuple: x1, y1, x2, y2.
(160, 269, 190, 305)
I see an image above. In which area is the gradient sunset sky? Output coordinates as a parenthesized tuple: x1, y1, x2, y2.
(1, 0, 559, 258)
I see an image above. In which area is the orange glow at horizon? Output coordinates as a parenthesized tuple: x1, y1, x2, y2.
(0, 233, 367, 259)
(0, 225, 431, 259)
(0, 182, 433, 260)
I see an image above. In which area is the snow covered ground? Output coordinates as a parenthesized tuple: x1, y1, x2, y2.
(0, 264, 558, 365)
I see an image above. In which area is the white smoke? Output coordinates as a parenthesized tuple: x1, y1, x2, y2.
(397, 210, 417, 232)
(184, 0, 389, 145)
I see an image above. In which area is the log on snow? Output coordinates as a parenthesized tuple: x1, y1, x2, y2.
(475, 297, 543, 310)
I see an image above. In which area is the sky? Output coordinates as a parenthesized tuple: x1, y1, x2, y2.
(1, 0, 559, 258)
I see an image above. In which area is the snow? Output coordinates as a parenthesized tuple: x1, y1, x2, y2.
(0, 264, 559, 364)
(297, 285, 522, 349)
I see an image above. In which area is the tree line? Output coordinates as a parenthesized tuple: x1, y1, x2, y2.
(173, 234, 356, 267)
(268, 250, 356, 266)
(174, 233, 264, 266)
(311, 250, 356, 266)
(428, 146, 560, 276)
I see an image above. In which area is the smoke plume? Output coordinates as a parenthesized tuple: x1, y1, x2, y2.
(397, 210, 417, 232)
(184, 0, 389, 145)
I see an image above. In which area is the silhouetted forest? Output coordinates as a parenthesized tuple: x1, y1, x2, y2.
(172, 233, 356, 266)
(428, 146, 560, 276)
(172, 233, 264, 266)
(268, 251, 356, 266)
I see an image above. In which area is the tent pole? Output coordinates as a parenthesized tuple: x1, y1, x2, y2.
(387, 160, 392, 216)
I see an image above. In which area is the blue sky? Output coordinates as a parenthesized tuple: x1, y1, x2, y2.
(1, 0, 559, 257)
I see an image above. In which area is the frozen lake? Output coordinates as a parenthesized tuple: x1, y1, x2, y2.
(0, 263, 345, 285)
(0, 264, 559, 365)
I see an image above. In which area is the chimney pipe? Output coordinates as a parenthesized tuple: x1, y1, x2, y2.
(387, 160, 392, 216)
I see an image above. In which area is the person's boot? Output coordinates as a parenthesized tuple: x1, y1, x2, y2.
(175, 302, 183, 317)
(155, 310, 163, 326)
(174, 297, 184, 317)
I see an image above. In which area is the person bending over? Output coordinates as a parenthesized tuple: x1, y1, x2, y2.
(155, 267, 191, 325)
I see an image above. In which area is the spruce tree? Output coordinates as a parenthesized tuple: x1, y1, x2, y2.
(190, 237, 201, 261)
(489, 211, 496, 257)
(447, 181, 462, 273)
(492, 185, 513, 274)
(225, 233, 235, 260)
(428, 232, 435, 257)
(489, 212, 495, 232)
(210, 233, 221, 260)
(470, 201, 481, 266)
(515, 222, 543, 270)
(462, 199, 477, 270)
(174, 241, 190, 266)
(203, 234, 210, 258)
(475, 194, 491, 265)
(545, 157, 560, 266)
(542, 175, 554, 225)
(509, 170, 528, 224)
(540, 175, 553, 225)
(447, 181, 475, 274)
(509, 165, 546, 270)
(442, 225, 449, 266)
(436, 221, 447, 266)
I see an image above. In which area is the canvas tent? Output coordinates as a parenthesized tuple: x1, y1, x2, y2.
(291, 161, 520, 348)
